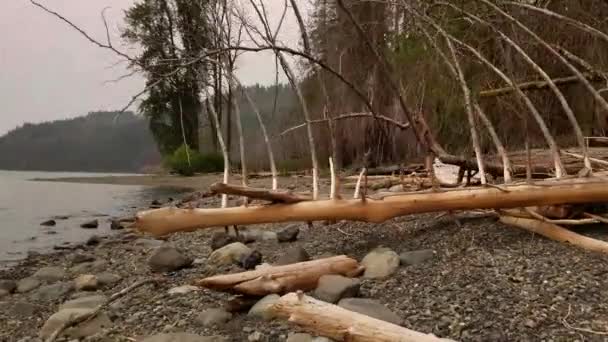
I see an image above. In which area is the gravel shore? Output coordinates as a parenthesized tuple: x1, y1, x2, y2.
(2, 176, 608, 342)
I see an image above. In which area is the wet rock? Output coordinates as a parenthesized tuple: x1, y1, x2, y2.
(134, 238, 164, 248)
(361, 247, 400, 279)
(70, 253, 95, 265)
(141, 333, 228, 342)
(71, 260, 107, 275)
(151, 199, 162, 206)
(17, 277, 41, 293)
(86, 235, 102, 246)
(211, 232, 237, 251)
(275, 246, 310, 265)
(0, 279, 16, 293)
(167, 285, 199, 295)
(277, 225, 300, 242)
(53, 215, 70, 220)
(31, 281, 74, 301)
(39, 309, 112, 339)
(240, 250, 263, 270)
(208, 242, 251, 266)
(110, 220, 124, 230)
(314, 275, 360, 303)
(80, 219, 99, 229)
(248, 294, 280, 320)
(33, 266, 67, 282)
(337, 298, 403, 325)
(399, 249, 435, 266)
(8, 301, 39, 317)
(96, 272, 121, 286)
(148, 246, 192, 272)
(195, 308, 233, 327)
(74, 275, 99, 291)
(40, 220, 56, 226)
(60, 295, 107, 310)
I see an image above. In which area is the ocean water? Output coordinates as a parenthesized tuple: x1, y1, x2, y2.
(0, 170, 187, 266)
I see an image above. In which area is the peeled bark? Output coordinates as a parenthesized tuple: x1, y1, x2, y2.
(135, 175, 608, 237)
(196, 255, 362, 296)
(271, 292, 451, 342)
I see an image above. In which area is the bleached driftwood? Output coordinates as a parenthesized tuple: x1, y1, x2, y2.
(271, 292, 452, 342)
(210, 182, 311, 204)
(196, 255, 362, 296)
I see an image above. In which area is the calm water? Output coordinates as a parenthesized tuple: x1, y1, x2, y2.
(0, 170, 187, 266)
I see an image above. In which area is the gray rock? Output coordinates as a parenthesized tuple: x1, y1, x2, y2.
(96, 272, 121, 286)
(0, 279, 16, 293)
(134, 238, 164, 248)
(337, 298, 403, 325)
(0, 289, 8, 298)
(70, 253, 95, 265)
(80, 219, 98, 229)
(33, 266, 67, 282)
(208, 242, 251, 266)
(31, 281, 74, 301)
(39, 308, 112, 339)
(277, 225, 300, 242)
(314, 275, 360, 303)
(287, 333, 314, 342)
(240, 250, 262, 270)
(210, 232, 236, 251)
(248, 294, 280, 320)
(361, 247, 400, 279)
(74, 275, 99, 291)
(148, 246, 192, 272)
(399, 249, 435, 266)
(40, 220, 56, 226)
(17, 277, 41, 293)
(195, 308, 233, 327)
(140, 333, 228, 342)
(71, 260, 107, 275)
(110, 220, 124, 230)
(389, 184, 403, 192)
(260, 231, 278, 242)
(275, 246, 310, 265)
(85, 235, 101, 246)
(8, 301, 39, 317)
(60, 295, 107, 310)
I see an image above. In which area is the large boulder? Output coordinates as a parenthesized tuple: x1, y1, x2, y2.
(148, 246, 192, 272)
(33, 266, 67, 282)
(31, 281, 74, 302)
(337, 298, 403, 325)
(314, 275, 360, 303)
(16, 277, 41, 293)
(39, 308, 112, 339)
(360, 247, 400, 279)
(399, 249, 435, 266)
(208, 242, 251, 266)
(275, 246, 310, 265)
(140, 333, 228, 342)
(248, 294, 280, 320)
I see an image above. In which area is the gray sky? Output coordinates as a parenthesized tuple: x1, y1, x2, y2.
(0, 0, 302, 135)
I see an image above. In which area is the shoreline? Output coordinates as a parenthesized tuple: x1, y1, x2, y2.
(30, 173, 221, 190)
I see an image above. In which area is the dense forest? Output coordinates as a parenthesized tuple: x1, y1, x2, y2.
(0, 111, 159, 172)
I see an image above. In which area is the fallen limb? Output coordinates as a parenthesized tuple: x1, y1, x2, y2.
(478, 73, 604, 98)
(500, 208, 601, 225)
(210, 182, 311, 204)
(135, 175, 608, 237)
(271, 292, 451, 342)
(195, 255, 362, 296)
(563, 151, 608, 168)
(499, 216, 608, 254)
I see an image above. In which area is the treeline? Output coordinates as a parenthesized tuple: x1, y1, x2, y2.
(0, 111, 160, 172)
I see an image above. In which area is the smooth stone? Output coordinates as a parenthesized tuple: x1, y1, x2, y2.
(210, 232, 236, 251)
(8, 301, 40, 317)
(74, 275, 99, 291)
(60, 295, 107, 310)
(195, 308, 233, 327)
(39, 309, 112, 339)
(31, 281, 74, 301)
(240, 250, 262, 270)
(248, 294, 280, 320)
(0, 279, 16, 293)
(399, 249, 435, 266)
(314, 275, 360, 303)
(208, 242, 251, 266)
(148, 245, 192, 272)
(277, 225, 300, 242)
(85, 235, 101, 246)
(71, 260, 107, 275)
(167, 285, 200, 295)
(17, 277, 41, 293)
(140, 333, 228, 342)
(337, 298, 403, 325)
(260, 231, 278, 242)
(70, 253, 95, 265)
(40, 220, 56, 226)
(275, 246, 310, 265)
(33, 266, 67, 282)
(80, 219, 99, 229)
(389, 184, 403, 192)
(361, 247, 400, 279)
(96, 272, 121, 286)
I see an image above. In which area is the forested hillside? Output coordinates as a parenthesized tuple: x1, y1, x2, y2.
(0, 111, 160, 172)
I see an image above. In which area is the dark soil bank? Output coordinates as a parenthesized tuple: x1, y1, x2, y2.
(1, 178, 608, 342)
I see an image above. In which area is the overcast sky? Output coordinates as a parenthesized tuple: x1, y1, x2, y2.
(0, 1, 303, 135)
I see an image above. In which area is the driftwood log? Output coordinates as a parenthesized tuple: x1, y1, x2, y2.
(210, 182, 311, 203)
(271, 292, 452, 342)
(136, 175, 608, 237)
(195, 255, 362, 296)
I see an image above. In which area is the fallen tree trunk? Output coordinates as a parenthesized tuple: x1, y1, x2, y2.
(210, 182, 311, 204)
(271, 292, 451, 342)
(478, 72, 604, 98)
(195, 255, 362, 296)
(499, 215, 608, 254)
(135, 175, 608, 237)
